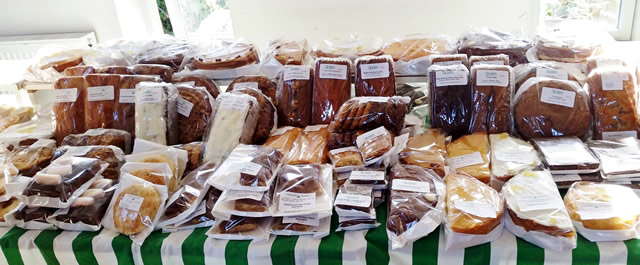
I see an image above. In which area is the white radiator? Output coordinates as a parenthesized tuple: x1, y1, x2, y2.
(0, 32, 96, 60)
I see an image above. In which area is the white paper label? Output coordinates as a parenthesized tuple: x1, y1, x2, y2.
(602, 73, 628, 91)
(448, 151, 485, 169)
(136, 87, 163, 103)
(434, 60, 462, 66)
(279, 192, 316, 212)
(119, 194, 144, 211)
(219, 97, 248, 111)
(334, 193, 371, 208)
(494, 151, 535, 164)
(356, 127, 388, 147)
(553, 174, 582, 182)
(476, 60, 505, 66)
(435, 70, 468, 86)
(602, 131, 638, 140)
(119, 89, 136, 103)
(577, 201, 616, 220)
(177, 97, 194, 117)
(234, 82, 258, 90)
(54, 88, 77, 103)
(225, 190, 265, 201)
(392, 179, 430, 193)
(87, 86, 115, 101)
(540, 87, 576, 108)
(516, 194, 564, 212)
(283, 66, 310, 81)
(282, 214, 319, 226)
(360, 62, 390, 79)
(228, 161, 263, 176)
(476, 70, 509, 87)
(454, 200, 497, 218)
(319, 64, 348, 80)
(64, 146, 93, 157)
(304, 125, 326, 132)
(350, 171, 385, 181)
(273, 127, 294, 136)
(536, 67, 568, 80)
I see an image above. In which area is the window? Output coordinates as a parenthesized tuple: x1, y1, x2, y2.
(540, 0, 637, 40)
(161, 0, 234, 39)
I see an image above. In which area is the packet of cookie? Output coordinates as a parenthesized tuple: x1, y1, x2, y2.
(162, 187, 220, 232)
(348, 166, 388, 189)
(329, 96, 410, 135)
(209, 144, 283, 192)
(269, 215, 331, 238)
(62, 128, 132, 154)
(328, 146, 365, 173)
(206, 216, 271, 241)
(120, 162, 173, 188)
(6, 138, 56, 177)
(47, 179, 117, 231)
(102, 173, 168, 244)
(212, 183, 275, 218)
(272, 164, 333, 218)
(383, 34, 456, 75)
(53, 145, 125, 181)
(20, 157, 108, 208)
(158, 161, 219, 228)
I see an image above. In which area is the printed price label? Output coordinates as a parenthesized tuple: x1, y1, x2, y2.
(434, 60, 463, 66)
(356, 127, 388, 147)
(476, 70, 509, 87)
(279, 192, 316, 212)
(602, 72, 628, 91)
(454, 200, 497, 218)
(54, 88, 77, 103)
(63, 146, 93, 157)
(225, 190, 265, 201)
(602, 131, 638, 140)
(360, 62, 390, 79)
(392, 179, 430, 193)
(136, 87, 163, 103)
(350, 171, 385, 181)
(119, 89, 136, 103)
(516, 194, 564, 212)
(435, 70, 468, 86)
(494, 151, 535, 164)
(577, 201, 616, 220)
(219, 96, 248, 111)
(228, 161, 263, 176)
(475, 60, 505, 66)
(319, 64, 348, 80)
(540, 87, 576, 108)
(334, 193, 371, 208)
(283, 214, 319, 226)
(553, 174, 582, 182)
(537, 67, 568, 80)
(234, 82, 258, 90)
(119, 194, 144, 212)
(284, 66, 311, 81)
(87, 86, 115, 101)
(177, 97, 194, 117)
(448, 151, 485, 169)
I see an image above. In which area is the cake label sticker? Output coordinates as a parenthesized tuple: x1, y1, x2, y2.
(177, 81, 196, 86)
(229, 161, 263, 176)
(319, 64, 348, 80)
(136, 87, 163, 103)
(448, 151, 485, 169)
(63, 146, 94, 157)
(392, 179, 430, 193)
(350, 171, 385, 181)
(540, 87, 576, 108)
(279, 192, 316, 212)
(360, 62, 389, 79)
(602, 72, 628, 91)
(225, 189, 265, 201)
(476, 70, 509, 87)
(475, 60, 505, 66)
(454, 200, 497, 218)
(537, 67, 568, 80)
(577, 201, 616, 220)
(435, 70, 468, 86)
(234, 82, 259, 90)
(273, 126, 295, 136)
(553, 174, 581, 182)
(283, 214, 319, 226)
(119, 194, 144, 212)
(356, 126, 388, 147)
(177, 97, 194, 117)
(334, 193, 372, 208)
(494, 151, 535, 164)
(304, 125, 327, 132)
(220, 96, 248, 111)
(119, 89, 136, 103)
(284, 65, 311, 81)
(87, 86, 115, 101)
(434, 60, 463, 66)
(516, 194, 563, 212)
(602, 131, 638, 140)
(54, 88, 77, 103)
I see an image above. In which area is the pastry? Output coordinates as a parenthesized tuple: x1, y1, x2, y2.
(428, 64, 471, 139)
(515, 63, 585, 90)
(586, 56, 628, 75)
(52, 145, 125, 180)
(192, 43, 259, 70)
(84, 74, 120, 130)
(129, 64, 174, 82)
(469, 64, 513, 134)
(234, 185, 274, 212)
(312, 58, 352, 124)
(116, 75, 162, 138)
(356, 127, 393, 162)
(349, 166, 387, 186)
(458, 27, 531, 67)
(113, 183, 162, 235)
(565, 182, 640, 230)
(63, 66, 94, 76)
(40, 54, 83, 72)
(13, 205, 57, 223)
(535, 36, 597, 63)
(264, 127, 303, 156)
(218, 216, 258, 233)
(446, 173, 503, 234)
(272, 217, 313, 232)
(334, 184, 374, 215)
(383, 37, 453, 61)
(183, 187, 220, 225)
(176, 85, 214, 144)
(227, 75, 277, 104)
(0, 106, 34, 133)
(588, 138, 640, 179)
(329, 146, 364, 168)
(469, 55, 510, 67)
(514, 78, 592, 140)
(489, 133, 541, 183)
(398, 129, 447, 177)
(430, 54, 470, 68)
(277, 66, 313, 127)
(285, 126, 329, 165)
(327, 130, 364, 150)
(53, 77, 86, 144)
(355, 55, 396, 97)
(446, 133, 491, 184)
(174, 75, 220, 99)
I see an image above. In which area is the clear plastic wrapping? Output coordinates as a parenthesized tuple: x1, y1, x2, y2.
(285, 125, 329, 165)
(0, 164, 19, 202)
(458, 27, 532, 67)
(116, 75, 163, 138)
(203, 93, 259, 163)
(514, 62, 587, 91)
(444, 173, 504, 250)
(588, 138, 640, 180)
(349, 166, 388, 188)
(273, 164, 333, 218)
(134, 82, 179, 145)
(261, 38, 311, 79)
(514, 77, 592, 140)
(63, 65, 95, 76)
(227, 75, 277, 104)
(136, 42, 192, 71)
(312, 58, 352, 124)
(398, 129, 447, 177)
(327, 130, 364, 150)
(586, 55, 630, 76)
(428, 64, 471, 138)
(206, 216, 271, 241)
(5, 203, 57, 230)
(209, 144, 283, 192)
(387, 164, 445, 249)
(587, 67, 640, 140)
(6, 139, 56, 177)
(176, 84, 214, 144)
(329, 146, 365, 171)
(83, 74, 120, 129)
(564, 182, 640, 241)
(48, 180, 117, 231)
(96, 66, 130, 75)
(128, 64, 174, 82)
(502, 170, 576, 251)
(172, 142, 203, 172)
(25, 45, 88, 82)
(355, 55, 396, 97)
(192, 42, 260, 71)
(430, 54, 470, 68)
(329, 96, 409, 135)
(212, 184, 275, 218)
(53, 145, 125, 181)
(469, 64, 514, 134)
(469, 55, 510, 67)
(335, 184, 374, 217)
(264, 127, 303, 156)
(0, 106, 34, 134)
(229, 88, 276, 144)
(489, 133, 541, 185)
(311, 33, 383, 61)
(0, 197, 22, 224)
(356, 126, 393, 164)
(383, 34, 456, 75)
(531, 137, 600, 174)
(174, 75, 220, 99)
(125, 142, 187, 193)
(277, 66, 313, 127)
(533, 24, 612, 64)
(446, 133, 491, 184)
(165, 187, 220, 231)
(53, 76, 86, 144)
(120, 162, 173, 187)
(270, 215, 331, 238)
(62, 128, 132, 154)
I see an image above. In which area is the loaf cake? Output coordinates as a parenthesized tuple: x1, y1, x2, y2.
(446, 133, 491, 184)
(355, 55, 396, 97)
(469, 64, 513, 134)
(446, 173, 503, 234)
(312, 58, 352, 124)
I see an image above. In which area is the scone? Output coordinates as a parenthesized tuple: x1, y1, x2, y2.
(564, 182, 640, 230)
(446, 133, 491, 183)
(446, 173, 503, 234)
(129, 168, 166, 186)
(113, 184, 162, 235)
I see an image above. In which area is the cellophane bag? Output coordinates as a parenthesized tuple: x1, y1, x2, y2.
(134, 82, 179, 145)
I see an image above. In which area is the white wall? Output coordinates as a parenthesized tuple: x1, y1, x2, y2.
(633, 2, 640, 40)
(228, 0, 540, 49)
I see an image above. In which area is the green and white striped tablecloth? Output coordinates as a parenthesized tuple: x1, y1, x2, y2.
(0, 204, 638, 265)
